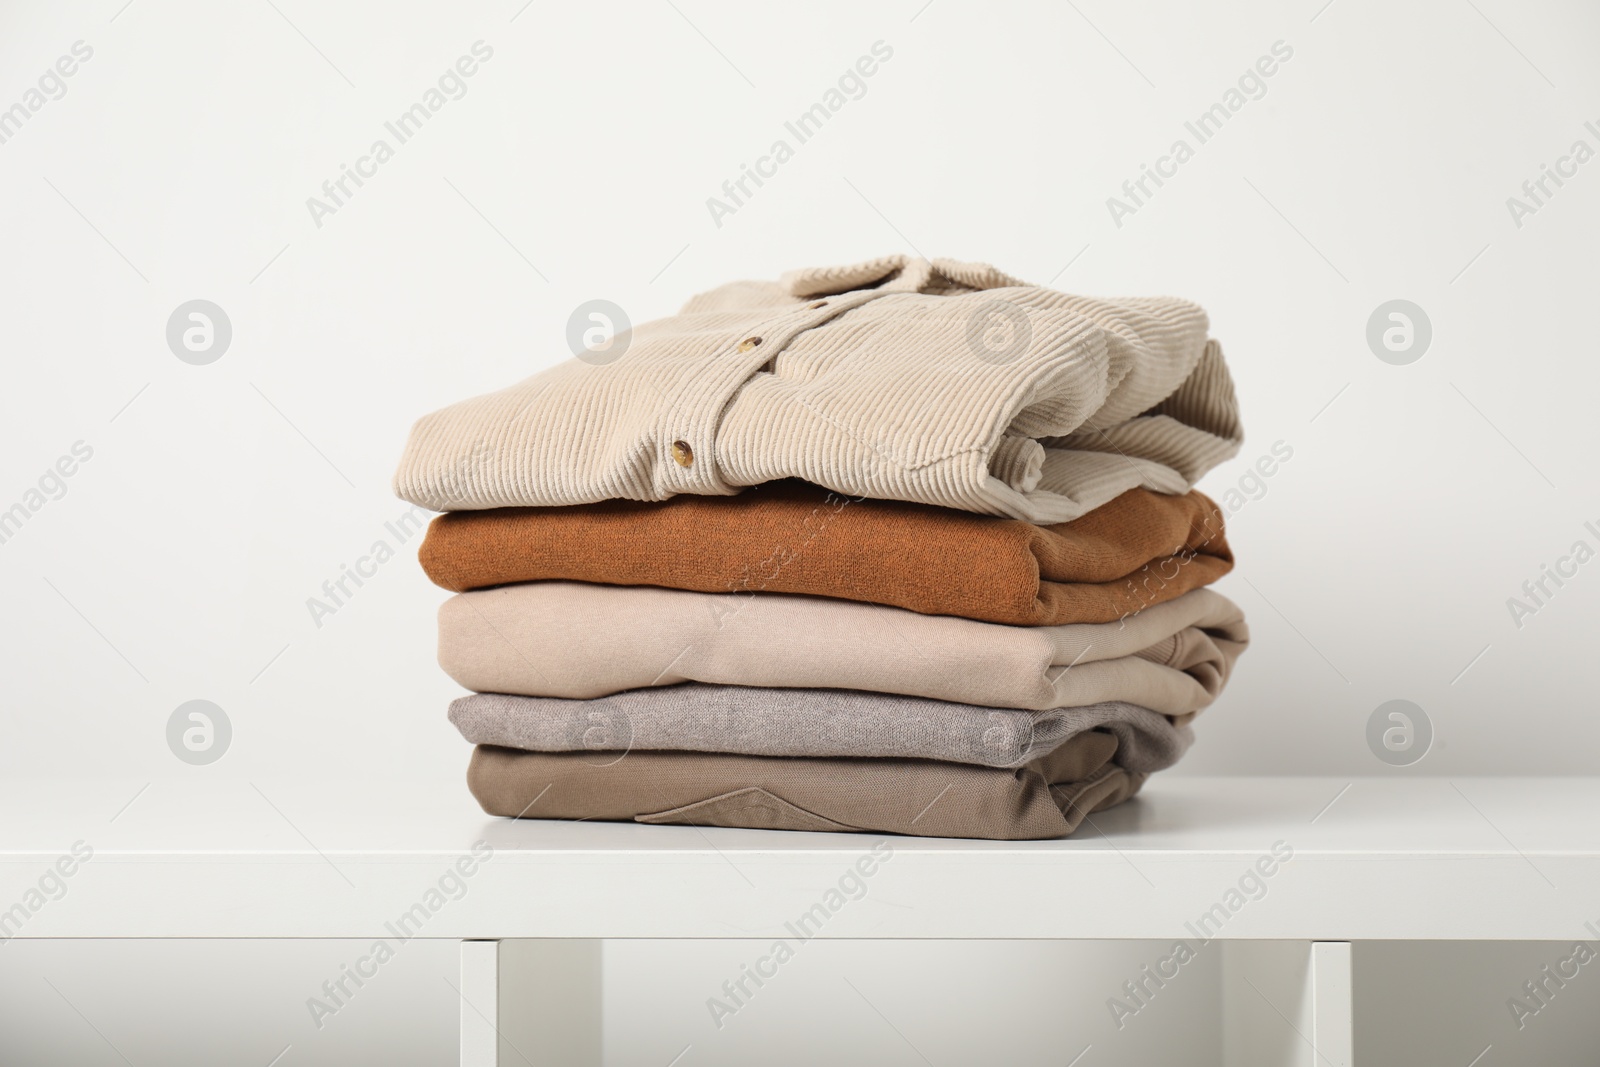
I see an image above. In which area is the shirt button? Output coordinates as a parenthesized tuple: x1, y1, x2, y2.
(737, 336, 763, 352)
(671, 440, 694, 467)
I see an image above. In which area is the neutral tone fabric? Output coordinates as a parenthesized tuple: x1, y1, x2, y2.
(438, 582, 1247, 715)
(449, 688, 1193, 771)
(419, 481, 1232, 626)
(394, 254, 1242, 523)
(466, 730, 1146, 840)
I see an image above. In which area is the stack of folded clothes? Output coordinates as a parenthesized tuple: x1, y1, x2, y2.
(394, 255, 1250, 840)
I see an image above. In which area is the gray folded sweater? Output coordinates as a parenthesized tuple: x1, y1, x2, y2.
(448, 685, 1192, 772)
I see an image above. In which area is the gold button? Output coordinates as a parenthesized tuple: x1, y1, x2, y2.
(737, 336, 763, 352)
(671, 440, 694, 467)
(810, 301, 828, 309)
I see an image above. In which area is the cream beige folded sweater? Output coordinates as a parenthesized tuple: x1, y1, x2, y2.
(437, 581, 1247, 716)
(394, 255, 1242, 523)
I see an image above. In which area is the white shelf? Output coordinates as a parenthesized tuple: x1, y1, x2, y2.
(5, 775, 1592, 942)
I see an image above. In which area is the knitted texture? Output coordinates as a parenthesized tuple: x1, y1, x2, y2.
(394, 255, 1243, 522)
(437, 582, 1247, 715)
(449, 688, 1192, 771)
(419, 482, 1231, 626)
(467, 731, 1145, 840)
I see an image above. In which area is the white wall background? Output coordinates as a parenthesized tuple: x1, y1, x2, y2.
(3, 0, 1599, 1062)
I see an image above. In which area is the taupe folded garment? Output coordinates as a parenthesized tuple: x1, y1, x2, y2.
(467, 729, 1146, 840)
(440, 582, 1247, 715)
(450, 689, 1193, 771)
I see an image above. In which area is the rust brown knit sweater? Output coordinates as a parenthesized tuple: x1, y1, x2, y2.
(418, 481, 1231, 626)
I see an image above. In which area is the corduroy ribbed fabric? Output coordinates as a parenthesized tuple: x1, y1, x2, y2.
(394, 255, 1243, 523)
(437, 582, 1247, 715)
(448, 689, 1192, 771)
(419, 482, 1232, 625)
(466, 731, 1145, 840)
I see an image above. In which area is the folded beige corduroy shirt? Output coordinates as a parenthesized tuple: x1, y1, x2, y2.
(395, 255, 1243, 523)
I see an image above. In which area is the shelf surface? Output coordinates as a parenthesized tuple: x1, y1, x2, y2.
(4, 776, 1596, 941)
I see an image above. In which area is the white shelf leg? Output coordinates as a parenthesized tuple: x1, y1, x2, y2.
(459, 939, 604, 1067)
(1310, 941, 1354, 1067)
(1222, 940, 1354, 1067)
(460, 940, 502, 1067)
